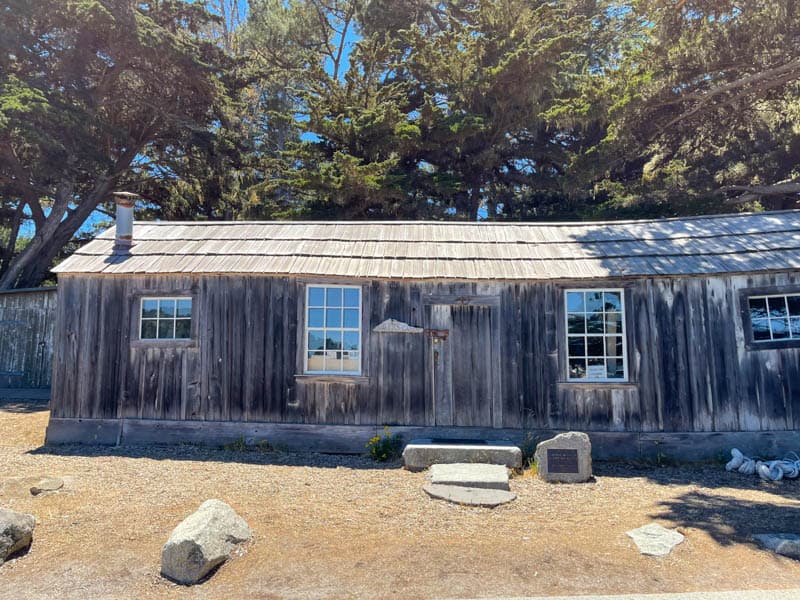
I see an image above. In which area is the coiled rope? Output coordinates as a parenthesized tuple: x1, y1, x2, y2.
(725, 448, 800, 481)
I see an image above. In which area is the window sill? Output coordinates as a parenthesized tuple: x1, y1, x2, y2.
(295, 374, 370, 384)
(557, 380, 637, 388)
(130, 339, 197, 349)
(745, 340, 800, 351)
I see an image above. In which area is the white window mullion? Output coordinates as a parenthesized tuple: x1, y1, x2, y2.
(748, 292, 800, 344)
(305, 284, 361, 375)
(139, 296, 192, 341)
(564, 288, 627, 382)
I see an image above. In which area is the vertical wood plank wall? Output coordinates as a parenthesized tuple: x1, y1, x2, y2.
(0, 288, 57, 388)
(50, 272, 800, 432)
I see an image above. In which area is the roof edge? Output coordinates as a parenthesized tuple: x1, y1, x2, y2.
(123, 208, 800, 229)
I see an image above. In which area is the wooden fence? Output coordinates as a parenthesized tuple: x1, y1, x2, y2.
(0, 287, 57, 388)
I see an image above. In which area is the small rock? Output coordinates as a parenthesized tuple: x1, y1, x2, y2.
(30, 477, 64, 496)
(753, 533, 800, 559)
(161, 499, 251, 585)
(429, 463, 510, 491)
(0, 508, 36, 565)
(626, 523, 684, 556)
(423, 483, 516, 507)
(534, 431, 593, 483)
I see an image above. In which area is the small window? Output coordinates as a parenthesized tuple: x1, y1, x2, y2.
(140, 297, 192, 340)
(565, 289, 627, 381)
(748, 294, 800, 343)
(305, 285, 361, 374)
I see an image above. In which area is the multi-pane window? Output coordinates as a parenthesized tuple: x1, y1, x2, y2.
(565, 289, 626, 381)
(140, 297, 192, 340)
(305, 285, 361, 374)
(748, 294, 800, 342)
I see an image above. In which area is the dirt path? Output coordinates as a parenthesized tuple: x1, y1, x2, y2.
(2, 401, 800, 599)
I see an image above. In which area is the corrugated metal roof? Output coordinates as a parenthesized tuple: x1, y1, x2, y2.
(53, 210, 800, 280)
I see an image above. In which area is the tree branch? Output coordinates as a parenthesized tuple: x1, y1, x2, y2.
(659, 58, 800, 131)
(719, 182, 800, 200)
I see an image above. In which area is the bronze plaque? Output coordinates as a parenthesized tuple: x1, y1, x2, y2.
(547, 448, 579, 473)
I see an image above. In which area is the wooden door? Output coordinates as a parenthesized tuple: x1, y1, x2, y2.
(428, 303, 501, 428)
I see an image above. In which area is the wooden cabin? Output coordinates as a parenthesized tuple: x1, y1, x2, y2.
(0, 287, 57, 389)
(46, 209, 800, 459)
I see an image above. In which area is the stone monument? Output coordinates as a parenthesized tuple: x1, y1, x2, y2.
(534, 431, 592, 483)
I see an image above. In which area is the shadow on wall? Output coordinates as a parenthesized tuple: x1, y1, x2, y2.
(568, 212, 800, 435)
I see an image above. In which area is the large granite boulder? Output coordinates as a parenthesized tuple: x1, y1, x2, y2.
(534, 431, 592, 483)
(0, 508, 36, 564)
(161, 500, 252, 585)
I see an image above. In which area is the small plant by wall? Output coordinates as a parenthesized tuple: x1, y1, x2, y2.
(366, 426, 403, 462)
(520, 431, 544, 470)
(221, 437, 276, 453)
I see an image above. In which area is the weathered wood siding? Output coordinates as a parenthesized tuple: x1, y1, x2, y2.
(0, 288, 57, 388)
(50, 272, 800, 432)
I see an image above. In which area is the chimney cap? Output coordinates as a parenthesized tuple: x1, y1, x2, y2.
(112, 191, 139, 210)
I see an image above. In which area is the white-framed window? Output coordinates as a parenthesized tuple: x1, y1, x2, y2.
(140, 297, 192, 340)
(565, 289, 627, 381)
(305, 285, 361, 374)
(748, 293, 800, 342)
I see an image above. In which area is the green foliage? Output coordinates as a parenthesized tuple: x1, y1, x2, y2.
(366, 426, 404, 462)
(586, 0, 800, 211)
(0, 0, 240, 289)
(221, 436, 276, 453)
(3, 0, 800, 290)
(222, 436, 249, 452)
(242, 0, 613, 220)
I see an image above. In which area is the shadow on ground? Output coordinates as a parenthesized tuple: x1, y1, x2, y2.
(0, 396, 49, 414)
(649, 489, 800, 546)
(27, 442, 402, 471)
(595, 461, 800, 502)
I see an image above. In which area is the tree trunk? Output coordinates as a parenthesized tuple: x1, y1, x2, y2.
(0, 142, 139, 290)
(0, 204, 24, 281)
(0, 177, 115, 290)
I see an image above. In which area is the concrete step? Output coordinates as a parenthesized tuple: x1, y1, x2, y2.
(423, 483, 516, 508)
(402, 438, 522, 471)
(429, 463, 510, 490)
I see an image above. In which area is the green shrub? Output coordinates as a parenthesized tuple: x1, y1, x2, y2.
(221, 437, 275, 453)
(257, 439, 275, 453)
(222, 436, 248, 452)
(366, 426, 403, 462)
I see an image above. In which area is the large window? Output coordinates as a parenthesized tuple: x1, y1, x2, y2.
(305, 285, 361, 374)
(565, 289, 626, 381)
(748, 293, 800, 342)
(140, 297, 192, 340)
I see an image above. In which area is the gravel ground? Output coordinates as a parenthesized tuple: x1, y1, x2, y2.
(2, 401, 800, 599)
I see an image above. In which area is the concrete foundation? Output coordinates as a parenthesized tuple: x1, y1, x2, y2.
(44, 418, 800, 463)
